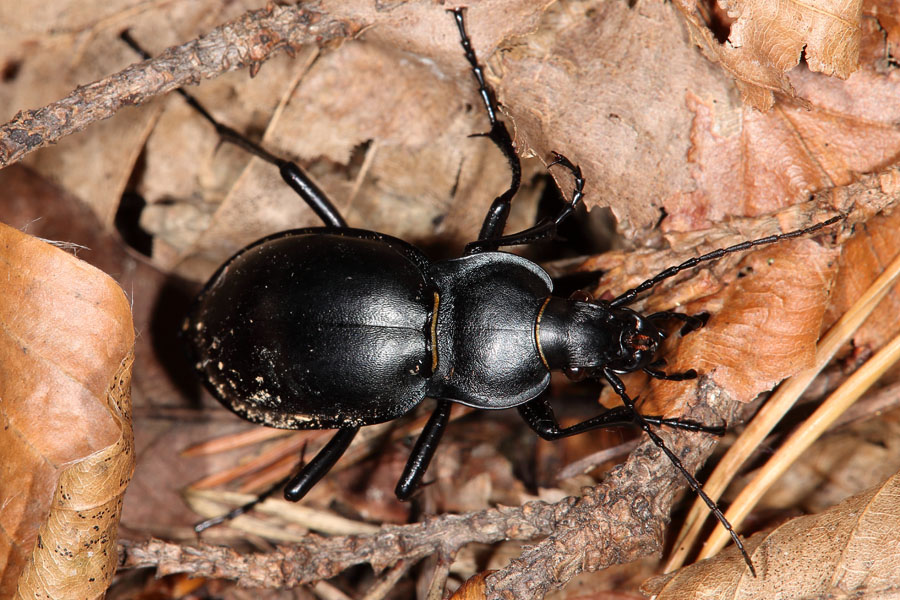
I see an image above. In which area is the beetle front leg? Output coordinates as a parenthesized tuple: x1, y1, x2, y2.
(395, 400, 452, 500)
(283, 426, 359, 501)
(518, 397, 725, 438)
(466, 153, 585, 253)
(449, 8, 522, 254)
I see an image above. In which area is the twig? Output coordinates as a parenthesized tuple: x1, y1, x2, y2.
(0, 4, 363, 168)
(118, 428, 715, 596)
(119, 497, 575, 587)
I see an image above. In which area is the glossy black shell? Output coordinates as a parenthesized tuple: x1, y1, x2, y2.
(185, 228, 435, 429)
(426, 252, 552, 407)
(185, 227, 555, 429)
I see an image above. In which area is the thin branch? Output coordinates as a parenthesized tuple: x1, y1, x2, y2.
(118, 497, 576, 587)
(117, 429, 717, 596)
(0, 4, 363, 168)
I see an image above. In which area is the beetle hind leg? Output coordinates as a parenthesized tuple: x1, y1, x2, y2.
(120, 31, 348, 229)
(283, 427, 360, 502)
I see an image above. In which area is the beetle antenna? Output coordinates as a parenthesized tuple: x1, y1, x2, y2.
(602, 368, 757, 576)
(193, 472, 292, 533)
(610, 214, 843, 308)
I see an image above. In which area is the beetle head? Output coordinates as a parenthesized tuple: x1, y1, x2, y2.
(561, 301, 663, 381)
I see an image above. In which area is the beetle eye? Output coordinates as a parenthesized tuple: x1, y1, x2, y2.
(569, 289, 592, 302)
(564, 366, 588, 381)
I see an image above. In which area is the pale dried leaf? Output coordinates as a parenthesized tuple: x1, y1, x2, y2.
(644, 470, 900, 598)
(825, 210, 900, 362)
(0, 222, 135, 599)
(673, 0, 862, 110)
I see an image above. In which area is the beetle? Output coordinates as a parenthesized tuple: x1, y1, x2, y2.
(122, 9, 840, 572)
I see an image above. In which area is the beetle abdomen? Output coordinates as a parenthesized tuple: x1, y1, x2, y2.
(186, 229, 435, 429)
(426, 252, 553, 408)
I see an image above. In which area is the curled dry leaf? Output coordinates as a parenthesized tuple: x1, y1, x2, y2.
(643, 469, 900, 599)
(650, 238, 841, 410)
(0, 222, 135, 598)
(672, 0, 863, 110)
(825, 210, 900, 369)
(450, 570, 493, 600)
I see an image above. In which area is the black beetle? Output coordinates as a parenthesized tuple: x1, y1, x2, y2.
(123, 9, 840, 572)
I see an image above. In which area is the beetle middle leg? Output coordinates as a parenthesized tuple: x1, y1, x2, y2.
(518, 397, 725, 439)
(394, 400, 453, 500)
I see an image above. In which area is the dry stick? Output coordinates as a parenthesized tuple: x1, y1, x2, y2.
(120, 432, 703, 589)
(185, 489, 380, 538)
(425, 554, 453, 600)
(0, 4, 362, 168)
(700, 330, 900, 560)
(360, 560, 411, 600)
(666, 248, 900, 572)
(119, 499, 576, 587)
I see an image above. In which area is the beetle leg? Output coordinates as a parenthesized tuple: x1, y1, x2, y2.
(601, 368, 755, 575)
(466, 153, 585, 252)
(518, 398, 723, 438)
(643, 365, 699, 382)
(394, 400, 453, 500)
(194, 470, 295, 533)
(646, 311, 709, 336)
(448, 9, 522, 253)
(283, 427, 359, 501)
(120, 31, 348, 229)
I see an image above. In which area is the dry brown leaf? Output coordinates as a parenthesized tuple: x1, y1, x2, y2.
(0, 0, 739, 248)
(450, 570, 492, 600)
(653, 238, 840, 409)
(0, 222, 134, 598)
(673, 0, 862, 110)
(643, 469, 900, 598)
(825, 211, 900, 367)
(0, 0, 272, 228)
(663, 66, 900, 232)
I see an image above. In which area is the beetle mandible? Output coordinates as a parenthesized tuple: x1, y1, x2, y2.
(123, 8, 842, 572)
